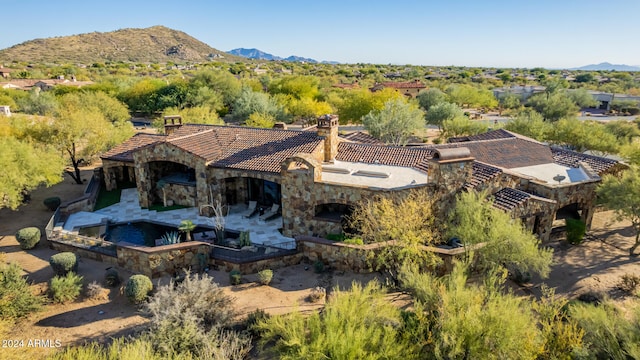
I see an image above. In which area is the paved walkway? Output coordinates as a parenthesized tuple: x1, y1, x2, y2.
(63, 189, 295, 249)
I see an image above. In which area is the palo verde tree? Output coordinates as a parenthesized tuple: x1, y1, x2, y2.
(425, 102, 463, 131)
(596, 166, 640, 256)
(446, 190, 553, 278)
(27, 93, 133, 184)
(503, 109, 551, 141)
(362, 98, 425, 146)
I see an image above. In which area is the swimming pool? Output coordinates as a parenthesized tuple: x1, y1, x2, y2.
(78, 221, 213, 247)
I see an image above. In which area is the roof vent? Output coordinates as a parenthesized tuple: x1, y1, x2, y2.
(323, 166, 351, 174)
(353, 170, 389, 178)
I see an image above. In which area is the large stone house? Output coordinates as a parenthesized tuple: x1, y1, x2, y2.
(101, 116, 622, 241)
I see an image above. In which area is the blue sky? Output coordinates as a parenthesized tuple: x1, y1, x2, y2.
(2, 0, 639, 68)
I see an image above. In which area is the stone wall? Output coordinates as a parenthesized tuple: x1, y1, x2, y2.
(102, 160, 135, 191)
(116, 241, 211, 278)
(50, 240, 118, 266)
(211, 253, 303, 274)
(163, 183, 197, 207)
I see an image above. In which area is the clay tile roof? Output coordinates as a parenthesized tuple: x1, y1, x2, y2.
(100, 133, 163, 162)
(167, 125, 324, 173)
(551, 147, 619, 175)
(379, 80, 426, 89)
(464, 162, 503, 190)
(492, 188, 532, 211)
(336, 143, 434, 173)
(339, 131, 384, 145)
(448, 128, 516, 143)
(437, 135, 554, 169)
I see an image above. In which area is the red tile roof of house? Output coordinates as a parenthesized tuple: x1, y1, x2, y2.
(491, 188, 532, 211)
(336, 143, 433, 173)
(437, 137, 554, 169)
(551, 147, 619, 175)
(101, 133, 164, 162)
(379, 80, 426, 89)
(339, 131, 384, 145)
(464, 162, 503, 190)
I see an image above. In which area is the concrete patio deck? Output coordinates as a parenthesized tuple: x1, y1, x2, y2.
(63, 189, 295, 249)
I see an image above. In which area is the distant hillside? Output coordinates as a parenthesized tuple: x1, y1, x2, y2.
(0, 26, 242, 64)
(573, 62, 640, 71)
(227, 47, 338, 64)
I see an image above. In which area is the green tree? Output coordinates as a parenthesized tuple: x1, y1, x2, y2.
(605, 120, 640, 143)
(597, 167, 640, 256)
(447, 191, 553, 278)
(445, 84, 498, 109)
(245, 112, 276, 128)
(0, 136, 64, 209)
(157, 106, 222, 130)
(231, 88, 286, 123)
(567, 89, 598, 108)
(527, 92, 579, 122)
(547, 118, 618, 154)
(574, 73, 594, 83)
(416, 88, 446, 111)
(425, 102, 463, 130)
(504, 109, 551, 141)
(498, 93, 522, 115)
(441, 115, 488, 139)
(118, 78, 166, 115)
(336, 88, 401, 124)
(362, 98, 425, 145)
(15, 89, 58, 115)
(28, 94, 133, 184)
(268, 75, 320, 100)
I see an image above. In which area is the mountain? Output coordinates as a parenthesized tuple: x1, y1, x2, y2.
(572, 62, 640, 71)
(227, 47, 337, 63)
(0, 26, 242, 64)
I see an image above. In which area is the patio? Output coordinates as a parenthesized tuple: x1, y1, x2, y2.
(63, 188, 295, 249)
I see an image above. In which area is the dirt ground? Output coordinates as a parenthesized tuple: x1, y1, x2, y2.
(0, 168, 639, 358)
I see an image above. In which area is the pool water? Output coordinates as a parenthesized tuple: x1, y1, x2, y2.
(78, 221, 212, 247)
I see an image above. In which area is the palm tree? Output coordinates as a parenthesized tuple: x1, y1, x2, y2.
(178, 220, 196, 242)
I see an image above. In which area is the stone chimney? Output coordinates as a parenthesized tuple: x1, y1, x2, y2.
(272, 122, 288, 130)
(316, 114, 339, 162)
(428, 148, 474, 191)
(164, 115, 183, 136)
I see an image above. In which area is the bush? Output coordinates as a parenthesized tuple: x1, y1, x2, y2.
(343, 237, 364, 245)
(313, 260, 325, 273)
(43, 197, 61, 211)
(145, 271, 235, 330)
(326, 233, 346, 242)
(229, 269, 242, 285)
(15, 227, 41, 250)
(0, 263, 44, 318)
(105, 268, 120, 287)
(86, 281, 104, 300)
(566, 218, 586, 245)
(50, 272, 83, 303)
(245, 308, 271, 335)
(617, 274, 640, 295)
(308, 286, 326, 302)
(257, 269, 273, 285)
(125, 274, 153, 304)
(49, 252, 78, 276)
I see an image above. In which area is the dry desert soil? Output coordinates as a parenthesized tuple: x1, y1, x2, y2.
(0, 168, 639, 358)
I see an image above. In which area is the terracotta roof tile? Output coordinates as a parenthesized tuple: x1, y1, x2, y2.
(100, 133, 163, 162)
(437, 137, 554, 169)
(464, 162, 503, 190)
(492, 188, 532, 211)
(448, 128, 516, 143)
(551, 147, 618, 175)
(336, 143, 433, 173)
(339, 131, 384, 145)
(378, 81, 426, 89)
(167, 125, 324, 173)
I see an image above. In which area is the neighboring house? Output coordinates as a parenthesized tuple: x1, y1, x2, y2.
(101, 117, 623, 241)
(492, 85, 546, 101)
(369, 80, 426, 98)
(0, 77, 93, 91)
(0, 67, 14, 78)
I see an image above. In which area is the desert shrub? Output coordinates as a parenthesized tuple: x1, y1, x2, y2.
(257, 269, 273, 285)
(15, 227, 41, 250)
(618, 273, 640, 295)
(308, 286, 326, 303)
(229, 269, 242, 285)
(0, 263, 44, 318)
(125, 274, 153, 304)
(105, 267, 120, 287)
(49, 252, 78, 276)
(50, 272, 83, 303)
(257, 281, 416, 359)
(313, 260, 325, 273)
(509, 265, 532, 285)
(86, 281, 104, 300)
(246, 309, 271, 335)
(144, 271, 249, 358)
(43, 196, 61, 211)
(569, 301, 640, 359)
(566, 218, 586, 245)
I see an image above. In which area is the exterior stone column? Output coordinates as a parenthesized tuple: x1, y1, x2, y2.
(135, 162, 151, 208)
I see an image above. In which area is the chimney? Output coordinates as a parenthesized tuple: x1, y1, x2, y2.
(317, 114, 339, 162)
(164, 115, 183, 136)
(428, 148, 474, 191)
(272, 122, 288, 130)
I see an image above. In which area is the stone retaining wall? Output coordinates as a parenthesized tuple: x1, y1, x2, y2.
(211, 253, 303, 274)
(50, 240, 118, 266)
(117, 241, 211, 278)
